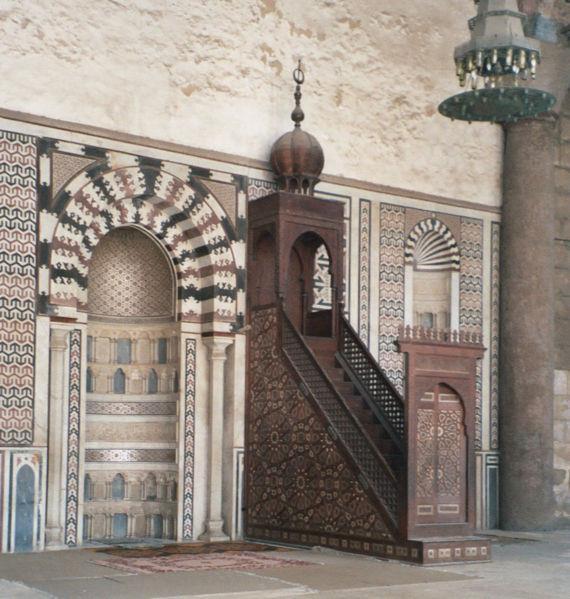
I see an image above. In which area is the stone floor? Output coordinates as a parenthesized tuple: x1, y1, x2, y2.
(0, 531, 569, 598)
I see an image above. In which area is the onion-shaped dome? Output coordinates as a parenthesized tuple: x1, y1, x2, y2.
(269, 61, 325, 195)
(270, 128, 324, 195)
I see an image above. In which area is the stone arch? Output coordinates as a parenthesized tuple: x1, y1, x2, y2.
(49, 164, 240, 330)
(404, 218, 460, 271)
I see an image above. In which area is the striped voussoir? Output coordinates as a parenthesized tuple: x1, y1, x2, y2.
(49, 162, 240, 327)
(404, 218, 460, 271)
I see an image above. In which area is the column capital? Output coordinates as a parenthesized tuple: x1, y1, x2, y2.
(503, 111, 559, 132)
(202, 336, 234, 360)
(50, 327, 69, 351)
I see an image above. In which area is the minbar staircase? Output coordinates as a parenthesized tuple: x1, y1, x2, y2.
(245, 190, 489, 565)
(246, 303, 490, 566)
(306, 332, 405, 478)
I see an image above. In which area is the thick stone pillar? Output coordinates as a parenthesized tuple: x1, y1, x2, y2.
(45, 327, 69, 546)
(200, 337, 233, 541)
(500, 115, 557, 530)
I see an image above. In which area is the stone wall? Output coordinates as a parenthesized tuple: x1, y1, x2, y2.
(555, 91, 570, 370)
(554, 370, 570, 520)
(553, 91, 570, 521)
(0, 0, 502, 206)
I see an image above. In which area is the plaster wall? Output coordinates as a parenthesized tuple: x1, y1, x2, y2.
(0, 0, 502, 206)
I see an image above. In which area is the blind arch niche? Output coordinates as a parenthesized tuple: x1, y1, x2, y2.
(404, 218, 460, 330)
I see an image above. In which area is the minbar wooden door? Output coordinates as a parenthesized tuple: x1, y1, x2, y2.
(416, 384, 466, 525)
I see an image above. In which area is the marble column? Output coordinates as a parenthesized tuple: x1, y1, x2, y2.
(500, 115, 557, 530)
(200, 337, 233, 542)
(45, 327, 69, 546)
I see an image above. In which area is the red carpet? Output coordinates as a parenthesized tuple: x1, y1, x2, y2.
(92, 551, 313, 574)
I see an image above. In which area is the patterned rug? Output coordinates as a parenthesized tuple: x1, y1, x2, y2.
(92, 551, 314, 574)
(96, 541, 288, 558)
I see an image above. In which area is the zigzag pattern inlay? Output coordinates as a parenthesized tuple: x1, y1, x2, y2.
(50, 164, 240, 325)
(459, 219, 483, 334)
(490, 222, 500, 450)
(183, 338, 197, 539)
(65, 329, 81, 546)
(0, 131, 36, 445)
(460, 218, 484, 449)
(359, 200, 371, 344)
(378, 204, 406, 394)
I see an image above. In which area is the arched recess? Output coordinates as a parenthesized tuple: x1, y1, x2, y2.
(285, 232, 335, 337)
(14, 465, 35, 553)
(84, 226, 180, 542)
(404, 218, 460, 330)
(47, 162, 242, 547)
(49, 165, 240, 331)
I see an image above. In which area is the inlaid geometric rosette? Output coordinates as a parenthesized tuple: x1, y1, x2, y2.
(247, 307, 393, 545)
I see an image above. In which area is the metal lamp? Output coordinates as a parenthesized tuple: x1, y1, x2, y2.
(439, 0, 556, 123)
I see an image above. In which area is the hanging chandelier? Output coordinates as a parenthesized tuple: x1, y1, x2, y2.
(439, 0, 556, 123)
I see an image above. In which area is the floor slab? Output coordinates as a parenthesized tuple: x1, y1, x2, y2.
(0, 531, 568, 598)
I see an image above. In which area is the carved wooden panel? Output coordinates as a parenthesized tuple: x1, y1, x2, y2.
(416, 385, 466, 524)
(246, 307, 393, 543)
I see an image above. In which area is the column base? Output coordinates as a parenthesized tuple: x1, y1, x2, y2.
(199, 520, 229, 542)
(46, 526, 65, 547)
(45, 527, 65, 548)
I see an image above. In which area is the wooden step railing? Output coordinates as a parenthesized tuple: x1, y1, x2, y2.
(279, 305, 401, 531)
(337, 315, 406, 454)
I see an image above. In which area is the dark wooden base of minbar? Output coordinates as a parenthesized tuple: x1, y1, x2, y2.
(246, 527, 491, 566)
